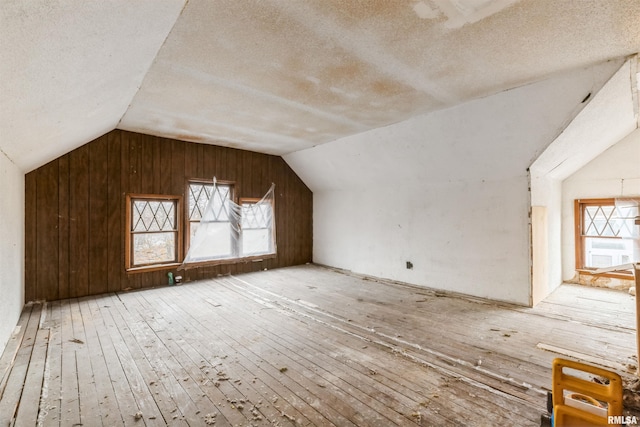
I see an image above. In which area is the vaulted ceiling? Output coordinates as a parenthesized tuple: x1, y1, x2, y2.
(2, 0, 640, 172)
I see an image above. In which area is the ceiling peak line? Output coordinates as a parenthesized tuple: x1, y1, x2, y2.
(0, 146, 18, 168)
(630, 54, 639, 128)
(115, 0, 190, 130)
(265, 0, 458, 105)
(122, 105, 315, 151)
(161, 61, 367, 130)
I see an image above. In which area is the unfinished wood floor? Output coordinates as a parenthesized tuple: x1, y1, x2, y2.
(1, 265, 638, 426)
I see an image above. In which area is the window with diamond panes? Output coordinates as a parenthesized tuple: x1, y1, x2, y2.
(126, 194, 182, 270)
(187, 182, 237, 260)
(240, 198, 275, 256)
(576, 199, 639, 270)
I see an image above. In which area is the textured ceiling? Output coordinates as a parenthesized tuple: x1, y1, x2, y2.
(2, 0, 640, 171)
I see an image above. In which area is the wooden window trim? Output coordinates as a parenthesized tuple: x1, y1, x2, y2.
(574, 198, 636, 279)
(181, 180, 278, 270)
(181, 253, 277, 270)
(125, 193, 183, 273)
(575, 269, 633, 280)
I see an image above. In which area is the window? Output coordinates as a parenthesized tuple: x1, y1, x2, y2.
(240, 198, 275, 256)
(126, 194, 182, 271)
(186, 181, 238, 261)
(575, 198, 639, 272)
(184, 180, 276, 266)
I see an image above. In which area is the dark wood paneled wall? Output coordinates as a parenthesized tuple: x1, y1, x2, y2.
(25, 130, 313, 302)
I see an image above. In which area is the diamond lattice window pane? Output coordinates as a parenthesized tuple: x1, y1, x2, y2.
(147, 202, 161, 231)
(600, 206, 616, 236)
(133, 201, 150, 232)
(584, 206, 617, 237)
(211, 187, 231, 221)
(189, 184, 214, 220)
(618, 205, 640, 237)
(189, 183, 231, 222)
(584, 206, 598, 236)
(163, 202, 175, 230)
(241, 203, 270, 229)
(132, 200, 176, 232)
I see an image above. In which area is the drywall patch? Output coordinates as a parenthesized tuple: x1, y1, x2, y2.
(433, 0, 522, 29)
(413, 2, 439, 20)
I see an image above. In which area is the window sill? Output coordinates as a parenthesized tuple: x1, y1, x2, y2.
(576, 268, 634, 280)
(126, 262, 182, 274)
(179, 253, 276, 270)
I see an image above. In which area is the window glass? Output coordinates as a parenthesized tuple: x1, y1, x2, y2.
(184, 181, 276, 264)
(241, 201, 274, 256)
(187, 182, 236, 261)
(127, 195, 181, 270)
(577, 199, 639, 270)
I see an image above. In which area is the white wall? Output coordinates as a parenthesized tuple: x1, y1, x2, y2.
(285, 61, 621, 305)
(529, 58, 638, 301)
(0, 151, 25, 356)
(529, 175, 563, 305)
(561, 129, 640, 281)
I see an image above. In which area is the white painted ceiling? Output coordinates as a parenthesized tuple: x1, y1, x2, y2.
(2, 0, 640, 172)
(531, 59, 639, 182)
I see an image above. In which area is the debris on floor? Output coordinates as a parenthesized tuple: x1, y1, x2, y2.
(623, 377, 640, 411)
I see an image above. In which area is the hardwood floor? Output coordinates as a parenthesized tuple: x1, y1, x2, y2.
(1, 264, 638, 426)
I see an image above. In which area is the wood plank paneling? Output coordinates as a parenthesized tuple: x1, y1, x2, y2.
(25, 129, 313, 301)
(36, 160, 59, 301)
(119, 132, 134, 290)
(89, 137, 109, 295)
(107, 131, 122, 293)
(152, 136, 161, 194)
(196, 144, 206, 179)
(58, 155, 70, 300)
(160, 138, 173, 195)
(140, 134, 154, 194)
(69, 145, 90, 298)
(171, 138, 185, 196)
(183, 141, 198, 191)
(140, 140, 154, 311)
(213, 145, 226, 183)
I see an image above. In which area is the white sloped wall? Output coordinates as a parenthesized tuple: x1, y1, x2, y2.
(562, 129, 640, 281)
(530, 58, 638, 302)
(285, 61, 621, 305)
(0, 152, 24, 356)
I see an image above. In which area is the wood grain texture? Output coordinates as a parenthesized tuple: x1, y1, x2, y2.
(36, 161, 59, 301)
(89, 137, 109, 296)
(69, 145, 90, 298)
(57, 155, 70, 300)
(107, 131, 122, 293)
(3, 267, 640, 426)
(25, 129, 313, 301)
